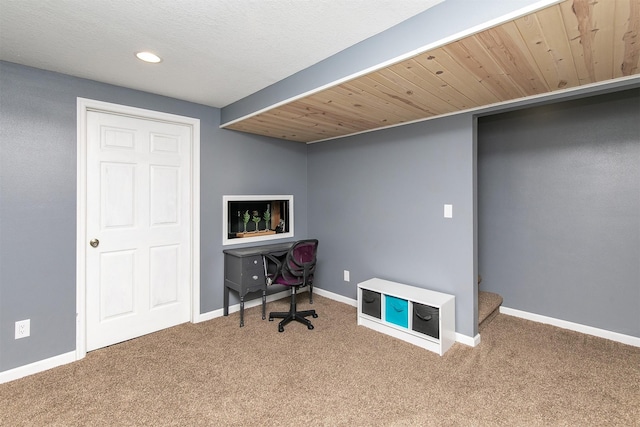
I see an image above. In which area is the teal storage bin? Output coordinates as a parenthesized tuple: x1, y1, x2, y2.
(384, 295, 408, 328)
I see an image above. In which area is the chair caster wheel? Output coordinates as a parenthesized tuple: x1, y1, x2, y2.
(312, 313, 318, 318)
(307, 324, 314, 330)
(278, 325, 284, 332)
(269, 318, 274, 322)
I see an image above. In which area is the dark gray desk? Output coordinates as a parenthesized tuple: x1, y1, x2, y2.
(223, 242, 294, 327)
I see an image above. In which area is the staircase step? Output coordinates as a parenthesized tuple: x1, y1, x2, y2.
(478, 291, 503, 331)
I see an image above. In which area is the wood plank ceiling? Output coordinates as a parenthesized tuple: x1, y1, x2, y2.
(223, 0, 640, 143)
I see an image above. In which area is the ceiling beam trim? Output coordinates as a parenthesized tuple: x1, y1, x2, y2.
(220, 0, 561, 128)
(305, 75, 640, 145)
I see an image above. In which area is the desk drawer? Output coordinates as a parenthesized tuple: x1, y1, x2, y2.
(242, 257, 264, 280)
(225, 255, 265, 285)
(243, 270, 264, 287)
(242, 255, 263, 269)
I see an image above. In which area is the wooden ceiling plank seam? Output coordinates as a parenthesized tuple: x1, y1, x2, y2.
(390, 58, 478, 109)
(260, 99, 349, 129)
(562, 0, 598, 83)
(591, 0, 617, 81)
(463, 31, 533, 98)
(232, 110, 339, 141)
(511, 10, 569, 90)
(476, 22, 551, 96)
(514, 9, 566, 89)
(255, 115, 356, 140)
(382, 63, 463, 111)
(369, 68, 453, 115)
(330, 83, 419, 124)
(410, 47, 500, 106)
(282, 104, 371, 133)
(380, 64, 464, 112)
(225, 122, 314, 142)
(446, 36, 528, 100)
(615, 0, 640, 77)
(227, 119, 320, 142)
(262, 107, 358, 138)
(243, 110, 327, 134)
(279, 101, 373, 132)
(336, 80, 420, 122)
(613, 0, 629, 78)
(348, 76, 440, 119)
(541, 4, 583, 86)
(357, 72, 444, 117)
(310, 85, 414, 127)
(625, 0, 640, 75)
(517, 5, 581, 90)
(296, 89, 389, 128)
(413, 47, 492, 106)
(294, 101, 400, 135)
(555, 0, 592, 85)
(302, 93, 398, 129)
(341, 79, 430, 122)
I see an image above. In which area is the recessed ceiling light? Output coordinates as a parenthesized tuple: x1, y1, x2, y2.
(135, 51, 162, 63)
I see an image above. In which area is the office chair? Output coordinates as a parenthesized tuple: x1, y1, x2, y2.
(263, 239, 318, 332)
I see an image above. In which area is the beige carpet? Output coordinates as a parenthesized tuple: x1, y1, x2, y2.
(1, 295, 639, 426)
(478, 291, 503, 331)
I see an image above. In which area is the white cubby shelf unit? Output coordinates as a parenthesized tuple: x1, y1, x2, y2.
(357, 278, 456, 356)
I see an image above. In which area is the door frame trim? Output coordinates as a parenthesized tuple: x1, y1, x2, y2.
(76, 98, 201, 360)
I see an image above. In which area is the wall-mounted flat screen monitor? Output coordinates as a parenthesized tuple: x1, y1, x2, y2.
(223, 195, 293, 245)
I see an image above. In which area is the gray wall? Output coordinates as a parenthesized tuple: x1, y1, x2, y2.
(2, 57, 637, 375)
(0, 61, 308, 372)
(307, 114, 477, 338)
(477, 89, 640, 337)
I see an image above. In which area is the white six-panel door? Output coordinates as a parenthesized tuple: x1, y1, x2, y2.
(85, 111, 192, 351)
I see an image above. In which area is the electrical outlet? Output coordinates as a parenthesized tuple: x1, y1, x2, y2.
(344, 270, 350, 282)
(15, 319, 30, 339)
(444, 204, 453, 218)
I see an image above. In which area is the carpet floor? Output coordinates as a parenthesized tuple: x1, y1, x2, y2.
(1, 295, 638, 426)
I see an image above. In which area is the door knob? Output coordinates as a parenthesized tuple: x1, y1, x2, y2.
(89, 239, 100, 248)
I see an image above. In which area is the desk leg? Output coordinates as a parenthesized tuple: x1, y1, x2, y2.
(224, 286, 229, 316)
(262, 290, 266, 320)
(239, 296, 245, 327)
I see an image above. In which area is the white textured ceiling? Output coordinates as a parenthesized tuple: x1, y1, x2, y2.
(0, 0, 440, 108)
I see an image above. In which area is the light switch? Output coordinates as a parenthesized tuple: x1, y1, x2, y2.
(444, 204, 453, 218)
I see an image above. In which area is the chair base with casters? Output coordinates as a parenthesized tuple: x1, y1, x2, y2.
(269, 285, 318, 332)
(264, 239, 319, 332)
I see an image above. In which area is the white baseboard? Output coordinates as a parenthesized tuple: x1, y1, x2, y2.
(500, 306, 640, 348)
(2, 291, 294, 383)
(313, 287, 358, 307)
(457, 333, 481, 347)
(195, 289, 291, 323)
(195, 287, 352, 323)
(0, 351, 76, 384)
